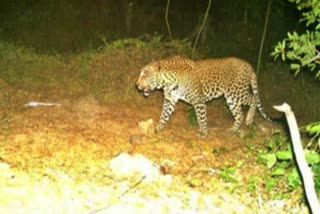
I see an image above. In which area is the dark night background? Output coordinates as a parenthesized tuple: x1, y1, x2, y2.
(0, 0, 299, 60)
(1, 0, 319, 123)
(0, 2, 320, 211)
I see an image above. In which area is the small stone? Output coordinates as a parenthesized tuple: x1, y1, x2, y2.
(138, 119, 155, 136)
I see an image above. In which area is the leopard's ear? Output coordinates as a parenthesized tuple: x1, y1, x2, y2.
(153, 61, 161, 71)
(158, 62, 161, 71)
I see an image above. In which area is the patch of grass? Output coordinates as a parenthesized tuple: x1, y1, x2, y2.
(1, 112, 12, 131)
(184, 139, 196, 148)
(0, 36, 193, 102)
(247, 175, 259, 194)
(186, 107, 197, 126)
(242, 124, 257, 141)
(0, 90, 10, 107)
(63, 35, 193, 102)
(212, 147, 228, 155)
(0, 42, 64, 87)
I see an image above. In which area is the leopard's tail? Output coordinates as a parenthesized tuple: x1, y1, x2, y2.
(250, 75, 276, 123)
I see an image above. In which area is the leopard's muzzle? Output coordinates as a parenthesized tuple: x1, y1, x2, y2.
(136, 84, 152, 97)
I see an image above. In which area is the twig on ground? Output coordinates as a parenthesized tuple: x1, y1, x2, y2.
(257, 186, 266, 214)
(89, 175, 146, 214)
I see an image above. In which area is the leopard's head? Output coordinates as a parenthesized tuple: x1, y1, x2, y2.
(136, 62, 161, 97)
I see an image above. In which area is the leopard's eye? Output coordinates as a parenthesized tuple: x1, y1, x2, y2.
(141, 69, 150, 77)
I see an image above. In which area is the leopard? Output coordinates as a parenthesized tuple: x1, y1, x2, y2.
(136, 55, 273, 137)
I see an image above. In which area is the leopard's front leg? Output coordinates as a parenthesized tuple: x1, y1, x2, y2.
(155, 98, 177, 133)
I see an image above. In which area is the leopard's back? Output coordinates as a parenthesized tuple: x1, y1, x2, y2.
(192, 57, 255, 103)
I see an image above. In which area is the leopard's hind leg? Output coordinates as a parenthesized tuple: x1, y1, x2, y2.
(245, 94, 257, 126)
(225, 96, 244, 133)
(194, 103, 208, 138)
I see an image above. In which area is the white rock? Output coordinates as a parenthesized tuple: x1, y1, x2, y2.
(110, 152, 161, 182)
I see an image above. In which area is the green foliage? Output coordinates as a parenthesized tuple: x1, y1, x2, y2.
(218, 166, 237, 183)
(287, 168, 302, 189)
(242, 124, 257, 140)
(247, 175, 259, 193)
(270, 0, 320, 195)
(271, 0, 320, 78)
(265, 177, 276, 192)
(258, 131, 320, 192)
(306, 121, 320, 135)
(312, 163, 320, 191)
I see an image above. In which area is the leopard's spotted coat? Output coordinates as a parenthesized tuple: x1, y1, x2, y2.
(136, 56, 272, 137)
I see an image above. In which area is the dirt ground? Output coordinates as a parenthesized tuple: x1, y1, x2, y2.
(0, 42, 313, 213)
(0, 80, 309, 213)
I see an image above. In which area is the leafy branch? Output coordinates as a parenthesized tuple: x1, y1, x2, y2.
(271, 0, 320, 78)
